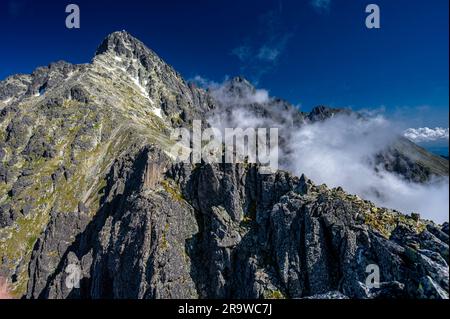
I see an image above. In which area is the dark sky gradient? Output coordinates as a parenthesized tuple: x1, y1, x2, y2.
(1, 0, 448, 126)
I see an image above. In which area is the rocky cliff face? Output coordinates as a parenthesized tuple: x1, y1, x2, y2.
(0, 31, 448, 299)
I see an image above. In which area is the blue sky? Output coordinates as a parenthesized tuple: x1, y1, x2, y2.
(1, 0, 448, 127)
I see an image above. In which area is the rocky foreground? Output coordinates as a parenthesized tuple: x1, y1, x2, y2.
(0, 31, 448, 299)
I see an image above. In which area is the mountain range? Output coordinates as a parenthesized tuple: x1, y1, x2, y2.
(0, 31, 448, 299)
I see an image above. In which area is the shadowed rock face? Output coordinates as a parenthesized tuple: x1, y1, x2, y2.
(0, 31, 448, 299)
(25, 148, 449, 299)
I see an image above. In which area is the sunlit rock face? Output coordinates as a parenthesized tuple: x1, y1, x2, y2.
(0, 31, 448, 299)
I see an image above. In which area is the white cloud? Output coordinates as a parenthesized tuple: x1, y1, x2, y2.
(257, 46, 280, 62)
(212, 85, 270, 105)
(190, 75, 217, 88)
(230, 10, 294, 83)
(231, 46, 251, 62)
(310, 0, 331, 12)
(192, 76, 270, 105)
(404, 127, 449, 143)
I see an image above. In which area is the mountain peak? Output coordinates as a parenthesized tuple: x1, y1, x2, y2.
(307, 105, 351, 122)
(94, 30, 153, 59)
(220, 76, 258, 99)
(229, 76, 254, 89)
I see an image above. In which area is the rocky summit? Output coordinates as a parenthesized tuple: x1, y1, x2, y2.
(0, 31, 448, 299)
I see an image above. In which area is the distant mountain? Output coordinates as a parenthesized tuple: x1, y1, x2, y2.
(0, 31, 448, 299)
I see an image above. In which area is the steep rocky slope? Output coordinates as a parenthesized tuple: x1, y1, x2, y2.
(0, 31, 448, 299)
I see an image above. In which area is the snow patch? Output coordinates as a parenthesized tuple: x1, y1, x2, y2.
(131, 76, 148, 97)
(129, 74, 154, 104)
(97, 54, 154, 104)
(152, 107, 163, 118)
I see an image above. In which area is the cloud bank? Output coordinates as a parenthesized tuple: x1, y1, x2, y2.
(192, 76, 271, 106)
(288, 116, 449, 223)
(404, 127, 449, 143)
(204, 80, 449, 223)
(310, 0, 332, 13)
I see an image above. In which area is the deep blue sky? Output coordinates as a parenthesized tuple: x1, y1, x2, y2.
(1, 0, 448, 127)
